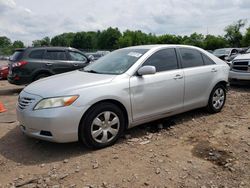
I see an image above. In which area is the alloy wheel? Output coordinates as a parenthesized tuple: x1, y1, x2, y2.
(91, 111, 120, 144)
(212, 88, 225, 110)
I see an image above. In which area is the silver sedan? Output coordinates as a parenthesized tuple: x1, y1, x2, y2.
(17, 45, 229, 148)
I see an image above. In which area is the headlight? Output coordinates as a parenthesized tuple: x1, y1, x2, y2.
(34, 95, 79, 110)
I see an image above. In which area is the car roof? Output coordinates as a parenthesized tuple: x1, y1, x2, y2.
(18, 46, 79, 51)
(123, 44, 205, 51)
(214, 48, 240, 50)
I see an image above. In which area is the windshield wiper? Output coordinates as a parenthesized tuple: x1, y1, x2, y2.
(83, 69, 101, 74)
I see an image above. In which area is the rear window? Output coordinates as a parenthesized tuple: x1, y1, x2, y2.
(10, 50, 24, 61)
(44, 51, 67, 60)
(29, 50, 45, 59)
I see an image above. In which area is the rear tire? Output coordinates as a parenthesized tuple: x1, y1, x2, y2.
(207, 84, 226, 113)
(79, 102, 125, 149)
(34, 73, 50, 81)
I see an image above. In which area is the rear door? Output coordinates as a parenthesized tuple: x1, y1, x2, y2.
(68, 51, 89, 70)
(25, 49, 46, 75)
(130, 48, 184, 121)
(178, 48, 218, 108)
(43, 50, 70, 74)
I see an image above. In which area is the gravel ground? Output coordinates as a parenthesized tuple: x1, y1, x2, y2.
(0, 79, 249, 188)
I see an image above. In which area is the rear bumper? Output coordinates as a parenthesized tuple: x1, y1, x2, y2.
(8, 74, 31, 85)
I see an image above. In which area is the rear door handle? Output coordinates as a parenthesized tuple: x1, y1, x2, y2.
(73, 64, 79, 67)
(211, 68, 218, 72)
(46, 63, 52, 66)
(174, 74, 183, 80)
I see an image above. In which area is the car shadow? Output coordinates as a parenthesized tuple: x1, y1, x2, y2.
(0, 126, 93, 165)
(230, 84, 250, 92)
(0, 108, 209, 166)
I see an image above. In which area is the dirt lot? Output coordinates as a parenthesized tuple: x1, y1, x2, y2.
(0, 79, 249, 188)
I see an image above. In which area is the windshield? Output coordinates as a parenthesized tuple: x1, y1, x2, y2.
(213, 49, 230, 56)
(83, 48, 148, 75)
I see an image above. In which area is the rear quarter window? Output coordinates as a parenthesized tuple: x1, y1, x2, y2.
(10, 50, 24, 61)
(202, 54, 215, 65)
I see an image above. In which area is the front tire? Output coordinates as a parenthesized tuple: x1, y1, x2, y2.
(207, 84, 226, 113)
(79, 102, 125, 149)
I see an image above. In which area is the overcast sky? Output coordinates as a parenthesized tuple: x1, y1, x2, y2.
(0, 0, 250, 45)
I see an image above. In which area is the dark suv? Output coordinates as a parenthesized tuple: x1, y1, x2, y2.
(8, 47, 90, 85)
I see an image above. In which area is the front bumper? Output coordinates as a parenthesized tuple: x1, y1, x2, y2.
(229, 71, 250, 81)
(16, 91, 89, 143)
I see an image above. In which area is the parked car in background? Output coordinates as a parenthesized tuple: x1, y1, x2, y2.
(96, 50, 110, 56)
(0, 56, 9, 60)
(0, 65, 9, 80)
(17, 45, 229, 149)
(85, 52, 104, 61)
(8, 47, 90, 85)
(244, 47, 250, 54)
(229, 52, 250, 84)
(85, 51, 110, 61)
(213, 48, 241, 62)
(206, 50, 213, 53)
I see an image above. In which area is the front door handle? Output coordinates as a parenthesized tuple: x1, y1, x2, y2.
(73, 64, 79, 67)
(46, 63, 52, 66)
(211, 68, 218, 72)
(174, 74, 183, 80)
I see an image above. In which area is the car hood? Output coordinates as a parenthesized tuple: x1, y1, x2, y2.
(233, 53, 250, 60)
(24, 70, 116, 98)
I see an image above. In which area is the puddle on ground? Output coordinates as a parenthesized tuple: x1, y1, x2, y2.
(192, 141, 234, 167)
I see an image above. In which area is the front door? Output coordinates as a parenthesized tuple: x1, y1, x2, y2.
(130, 48, 184, 121)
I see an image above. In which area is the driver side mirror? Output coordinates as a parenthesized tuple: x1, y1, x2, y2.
(137, 66, 156, 76)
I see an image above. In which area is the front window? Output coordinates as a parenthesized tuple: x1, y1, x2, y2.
(143, 48, 178, 72)
(83, 48, 148, 75)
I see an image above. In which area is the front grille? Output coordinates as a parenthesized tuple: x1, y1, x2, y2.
(18, 97, 35, 110)
(232, 60, 250, 72)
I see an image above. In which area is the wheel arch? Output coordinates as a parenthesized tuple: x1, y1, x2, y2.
(206, 80, 228, 106)
(78, 99, 129, 140)
(215, 80, 228, 91)
(32, 70, 53, 81)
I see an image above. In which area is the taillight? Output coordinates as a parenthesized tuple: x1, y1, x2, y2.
(12, 61, 27, 68)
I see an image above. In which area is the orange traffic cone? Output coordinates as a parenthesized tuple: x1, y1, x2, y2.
(0, 102, 7, 113)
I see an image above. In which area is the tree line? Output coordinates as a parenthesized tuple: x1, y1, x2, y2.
(0, 37, 24, 55)
(1, 19, 250, 55)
